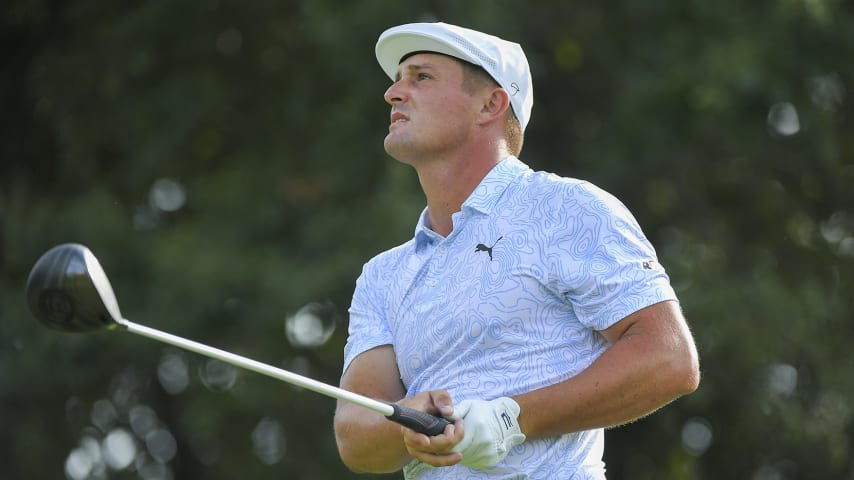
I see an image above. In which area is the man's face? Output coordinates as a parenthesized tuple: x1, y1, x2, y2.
(383, 53, 481, 164)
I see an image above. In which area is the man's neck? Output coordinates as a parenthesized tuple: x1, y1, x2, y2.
(415, 147, 508, 237)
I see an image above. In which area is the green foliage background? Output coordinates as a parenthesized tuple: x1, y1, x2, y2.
(2, 1, 852, 479)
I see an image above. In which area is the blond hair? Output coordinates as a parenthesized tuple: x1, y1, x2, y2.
(460, 61, 525, 156)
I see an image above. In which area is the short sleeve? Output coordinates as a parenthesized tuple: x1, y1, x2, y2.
(342, 262, 395, 375)
(552, 182, 677, 331)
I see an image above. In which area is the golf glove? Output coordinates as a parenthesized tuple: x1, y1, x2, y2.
(450, 397, 526, 470)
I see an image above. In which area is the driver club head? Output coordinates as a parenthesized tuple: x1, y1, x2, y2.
(26, 243, 123, 333)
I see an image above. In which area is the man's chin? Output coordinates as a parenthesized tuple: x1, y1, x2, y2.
(383, 136, 411, 161)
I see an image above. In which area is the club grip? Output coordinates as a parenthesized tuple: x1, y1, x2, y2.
(387, 404, 451, 436)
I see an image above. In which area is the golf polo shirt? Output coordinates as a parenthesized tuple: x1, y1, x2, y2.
(344, 156, 677, 479)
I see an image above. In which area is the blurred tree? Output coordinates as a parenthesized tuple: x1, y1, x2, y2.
(1, 0, 852, 479)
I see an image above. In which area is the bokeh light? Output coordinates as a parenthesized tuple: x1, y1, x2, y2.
(157, 351, 189, 395)
(199, 358, 239, 392)
(767, 363, 798, 397)
(102, 428, 136, 470)
(145, 428, 178, 464)
(148, 178, 187, 213)
(681, 417, 714, 456)
(285, 302, 338, 348)
(251, 417, 287, 465)
(767, 102, 800, 136)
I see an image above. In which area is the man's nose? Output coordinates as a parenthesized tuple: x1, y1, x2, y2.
(384, 80, 406, 105)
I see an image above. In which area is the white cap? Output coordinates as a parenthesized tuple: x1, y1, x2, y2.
(376, 22, 533, 132)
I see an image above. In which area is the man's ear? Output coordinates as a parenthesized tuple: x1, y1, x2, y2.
(478, 87, 511, 126)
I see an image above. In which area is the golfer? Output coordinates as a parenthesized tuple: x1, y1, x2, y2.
(334, 22, 700, 479)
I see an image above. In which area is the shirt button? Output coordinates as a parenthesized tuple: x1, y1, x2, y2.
(426, 279, 437, 286)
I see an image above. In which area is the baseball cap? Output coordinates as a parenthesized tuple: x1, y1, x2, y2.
(376, 22, 533, 132)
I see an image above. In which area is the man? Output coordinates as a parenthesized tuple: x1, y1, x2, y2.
(334, 22, 700, 479)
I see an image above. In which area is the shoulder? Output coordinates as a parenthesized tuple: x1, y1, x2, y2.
(359, 238, 416, 282)
(514, 168, 630, 215)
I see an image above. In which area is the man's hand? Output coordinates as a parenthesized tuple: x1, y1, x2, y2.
(450, 397, 526, 469)
(399, 390, 465, 467)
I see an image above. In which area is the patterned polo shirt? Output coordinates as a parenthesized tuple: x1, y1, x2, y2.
(344, 156, 677, 479)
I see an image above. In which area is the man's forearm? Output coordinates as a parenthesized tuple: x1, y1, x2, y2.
(514, 340, 696, 439)
(335, 402, 412, 473)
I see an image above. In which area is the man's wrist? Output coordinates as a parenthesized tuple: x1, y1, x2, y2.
(510, 395, 529, 437)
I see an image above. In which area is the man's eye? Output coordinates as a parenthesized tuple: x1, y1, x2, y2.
(417, 73, 431, 80)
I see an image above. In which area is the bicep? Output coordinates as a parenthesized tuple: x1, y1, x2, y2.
(597, 300, 701, 403)
(599, 300, 691, 347)
(340, 344, 407, 402)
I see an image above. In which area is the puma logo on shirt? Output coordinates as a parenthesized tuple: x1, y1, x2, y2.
(475, 236, 503, 261)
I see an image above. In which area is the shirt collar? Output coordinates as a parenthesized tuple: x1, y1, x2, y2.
(462, 156, 529, 215)
(414, 207, 440, 250)
(414, 156, 529, 249)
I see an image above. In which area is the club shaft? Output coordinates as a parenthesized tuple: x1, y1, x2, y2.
(116, 318, 394, 417)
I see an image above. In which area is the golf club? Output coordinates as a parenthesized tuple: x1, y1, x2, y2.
(25, 243, 450, 436)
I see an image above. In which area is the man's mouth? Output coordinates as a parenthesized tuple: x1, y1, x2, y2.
(390, 112, 408, 125)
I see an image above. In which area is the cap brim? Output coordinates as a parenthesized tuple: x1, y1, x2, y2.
(376, 32, 479, 81)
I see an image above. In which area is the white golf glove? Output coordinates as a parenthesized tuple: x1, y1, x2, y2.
(450, 397, 526, 470)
